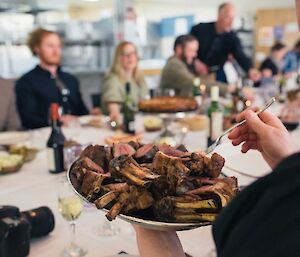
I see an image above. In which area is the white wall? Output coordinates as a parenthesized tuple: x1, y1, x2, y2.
(134, 0, 295, 24)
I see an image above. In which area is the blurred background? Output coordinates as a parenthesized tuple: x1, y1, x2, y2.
(0, 0, 297, 108)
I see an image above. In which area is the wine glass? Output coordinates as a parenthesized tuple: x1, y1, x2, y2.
(63, 145, 120, 237)
(94, 217, 120, 237)
(58, 176, 87, 257)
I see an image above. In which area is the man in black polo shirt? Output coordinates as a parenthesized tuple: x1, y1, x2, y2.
(16, 28, 88, 129)
(190, 2, 260, 83)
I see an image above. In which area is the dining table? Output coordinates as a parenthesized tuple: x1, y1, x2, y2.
(1, 100, 299, 257)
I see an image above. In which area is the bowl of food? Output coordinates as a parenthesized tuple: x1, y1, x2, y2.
(143, 116, 163, 132)
(9, 145, 38, 162)
(179, 115, 208, 131)
(67, 142, 238, 231)
(0, 154, 23, 174)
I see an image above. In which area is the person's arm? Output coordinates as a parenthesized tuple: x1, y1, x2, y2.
(228, 109, 299, 169)
(107, 103, 121, 122)
(190, 24, 209, 75)
(230, 33, 252, 72)
(135, 226, 185, 257)
(5, 84, 21, 131)
(15, 78, 48, 129)
(230, 34, 260, 81)
(101, 74, 123, 119)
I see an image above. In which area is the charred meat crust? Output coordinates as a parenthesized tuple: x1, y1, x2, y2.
(70, 144, 234, 222)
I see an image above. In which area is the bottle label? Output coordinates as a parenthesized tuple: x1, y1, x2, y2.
(128, 121, 135, 132)
(211, 112, 223, 140)
(195, 96, 202, 106)
(47, 147, 55, 171)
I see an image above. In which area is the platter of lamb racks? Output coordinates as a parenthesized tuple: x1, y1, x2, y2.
(68, 142, 238, 231)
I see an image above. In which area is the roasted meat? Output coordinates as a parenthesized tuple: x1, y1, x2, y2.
(79, 145, 111, 171)
(113, 143, 136, 158)
(80, 170, 111, 201)
(153, 195, 219, 222)
(176, 144, 189, 152)
(94, 185, 154, 221)
(183, 152, 225, 178)
(69, 143, 236, 224)
(110, 155, 160, 187)
(186, 180, 236, 201)
(134, 144, 159, 163)
(157, 144, 186, 157)
(207, 153, 225, 178)
(152, 152, 190, 195)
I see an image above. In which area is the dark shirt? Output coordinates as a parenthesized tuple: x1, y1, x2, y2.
(213, 152, 300, 257)
(190, 22, 252, 73)
(16, 65, 88, 129)
(260, 57, 279, 76)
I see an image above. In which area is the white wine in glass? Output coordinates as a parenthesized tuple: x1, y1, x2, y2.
(58, 177, 87, 257)
(58, 196, 82, 221)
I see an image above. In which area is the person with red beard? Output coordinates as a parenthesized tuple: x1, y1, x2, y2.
(16, 28, 88, 129)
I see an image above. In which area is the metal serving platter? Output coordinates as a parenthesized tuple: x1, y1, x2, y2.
(67, 162, 211, 231)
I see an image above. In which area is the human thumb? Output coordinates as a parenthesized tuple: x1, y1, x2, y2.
(244, 110, 267, 133)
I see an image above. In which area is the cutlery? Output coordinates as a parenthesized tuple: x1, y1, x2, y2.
(205, 97, 276, 155)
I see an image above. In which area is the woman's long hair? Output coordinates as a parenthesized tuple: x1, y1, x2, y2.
(109, 41, 144, 85)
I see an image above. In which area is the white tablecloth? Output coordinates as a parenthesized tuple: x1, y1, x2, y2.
(0, 123, 215, 257)
(0, 109, 299, 257)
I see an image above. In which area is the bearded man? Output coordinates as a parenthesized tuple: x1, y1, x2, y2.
(16, 28, 88, 129)
(160, 34, 200, 97)
(160, 34, 228, 97)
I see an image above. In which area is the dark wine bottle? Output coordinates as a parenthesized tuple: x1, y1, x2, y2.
(47, 103, 65, 174)
(123, 82, 135, 134)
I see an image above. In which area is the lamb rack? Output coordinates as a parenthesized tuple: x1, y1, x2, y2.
(94, 185, 154, 221)
(109, 155, 160, 187)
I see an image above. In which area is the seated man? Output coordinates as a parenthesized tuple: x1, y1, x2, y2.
(283, 39, 300, 74)
(260, 42, 286, 79)
(16, 28, 89, 129)
(0, 77, 20, 131)
(160, 34, 199, 97)
(160, 34, 228, 97)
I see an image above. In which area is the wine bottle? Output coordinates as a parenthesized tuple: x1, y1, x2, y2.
(278, 76, 286, 103)
(123, 82, 135, 134)
(47, 103, 65, 174)
(207, 86, 223, 146)
(193, 77, 202, 106)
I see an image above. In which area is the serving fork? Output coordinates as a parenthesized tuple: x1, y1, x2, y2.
(205, 97, 276, 155)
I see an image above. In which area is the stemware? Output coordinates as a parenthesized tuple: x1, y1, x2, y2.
(58, 176, 87, 257)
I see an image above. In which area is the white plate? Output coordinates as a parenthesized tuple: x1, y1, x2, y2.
(67, 167, 211, 231)
(214, 143, 271, 179)
(0, 131, 30, 145)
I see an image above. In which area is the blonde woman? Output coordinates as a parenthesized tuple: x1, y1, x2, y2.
(102, 41, 149, 122)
